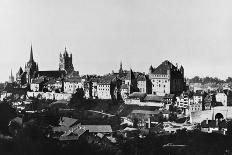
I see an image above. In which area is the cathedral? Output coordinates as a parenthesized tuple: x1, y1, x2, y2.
(16, 45, 78, 86)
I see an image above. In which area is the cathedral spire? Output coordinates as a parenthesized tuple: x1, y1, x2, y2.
(64, 46, 68, 56)
(29, 44, 34, 62)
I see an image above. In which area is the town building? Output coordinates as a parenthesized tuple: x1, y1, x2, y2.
(30, 77, 47, 92)
(64, 77, 83, 94)
(45, 79, 63, 92)
(149, 60, 185, 96)
(97, 75, 122, 100)
(137, 74, 148, 93)
(193, 92, 203, 104)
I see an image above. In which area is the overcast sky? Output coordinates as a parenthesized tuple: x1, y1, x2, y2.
(1, 0, 232, 82)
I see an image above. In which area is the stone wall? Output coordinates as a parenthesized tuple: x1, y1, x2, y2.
(27, 92, 72, 101)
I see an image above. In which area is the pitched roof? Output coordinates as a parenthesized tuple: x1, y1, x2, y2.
(152, 60, 174, 75)
(81, 125, 112, 133)
(35, 70, 66, 78)
(59, 117, 78, 127)
(137, 74, 146, 81)
(143, 95, 163, 102)
(128, 92, 147, 99)
(98, 75, 116, 85)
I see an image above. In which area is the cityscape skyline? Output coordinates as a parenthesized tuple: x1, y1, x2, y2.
(1, 0, 232, 82)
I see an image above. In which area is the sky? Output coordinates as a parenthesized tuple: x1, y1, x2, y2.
(1, 0, 232, 82)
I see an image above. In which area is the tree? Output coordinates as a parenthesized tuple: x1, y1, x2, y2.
(69, 88, 85, 108)
(227, 121, 232, 135)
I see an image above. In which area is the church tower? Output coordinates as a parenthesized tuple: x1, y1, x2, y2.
(59, 47, 74, 74)
(25, 44, 38, 83)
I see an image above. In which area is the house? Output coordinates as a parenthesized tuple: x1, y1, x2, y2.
(176, 93, 189, 109)
(45, 79, 63, 92)
(143, 95, 164, 107)
(163, 94, 175, 104)
(30, 77, 47, 92)
(64, 77, 83, 94)
(137, 74, 147, 93)
(201, 119, 227, 135)
(193, 92, 203, 104)
(120, 84, 129, 100)
(189, 102, 202, 112)
(125, 92, 164, 107)
(97, 75, 122, 100)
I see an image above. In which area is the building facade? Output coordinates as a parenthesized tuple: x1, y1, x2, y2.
(149, 60, 184, 96)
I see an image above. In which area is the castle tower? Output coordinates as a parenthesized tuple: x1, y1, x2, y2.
(59, 47, 74, 74)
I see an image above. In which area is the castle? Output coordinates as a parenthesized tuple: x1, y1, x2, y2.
(148, 60, 185, 96)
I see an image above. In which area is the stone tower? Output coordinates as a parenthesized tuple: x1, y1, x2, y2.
(59, 47, 74, 74)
